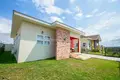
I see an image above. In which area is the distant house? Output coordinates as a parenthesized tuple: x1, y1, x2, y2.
(0, 33, 13, 51)
(0, 33, 13, 44)
(81, 35, 101, 51)
(11, 11, 85, 63)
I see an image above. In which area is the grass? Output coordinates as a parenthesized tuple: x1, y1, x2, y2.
(89, 51, 102, 55)
(0, 52, 120, 80)
(89, 51, 120, 58)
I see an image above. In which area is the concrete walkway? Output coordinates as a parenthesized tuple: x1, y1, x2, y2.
(75, 53, 120, 61)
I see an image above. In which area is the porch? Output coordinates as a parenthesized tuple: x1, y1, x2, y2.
(70, 37, 80, 53)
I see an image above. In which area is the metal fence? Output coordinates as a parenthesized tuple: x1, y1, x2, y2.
(0, 43, 5, 55)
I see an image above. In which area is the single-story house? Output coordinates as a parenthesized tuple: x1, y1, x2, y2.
(11, 11, 85, 63)
(81, 35, 101, 51)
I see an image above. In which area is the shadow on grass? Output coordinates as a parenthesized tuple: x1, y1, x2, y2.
(0, 51, 17, 64)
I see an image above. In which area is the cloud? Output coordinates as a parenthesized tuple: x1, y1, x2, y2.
(32, 0, 73, 15)
(92, 9, 99, 14)
(50, 16, 63, 22)
(32, 0, 64, 15)
(74, 6, 82, 13)
(85, 9, 98, 18)
(0, 17, 11, 33)
(74, 6, 83, 20)
(76, 13, 83, 17)
(77, 11, 120, 45)
(84, 13, 117, 35)
(65, 9, 73, 14)
(85, 14, 93, 18)
(44, 6, 63, 15)
(62, 17, 66, 19)
(70, 0, 75, 4)
(111, 0, 118, 2)
(96, 11, 106, 16)
(0, 17, 12, 44)
(0, 33, 13, 44)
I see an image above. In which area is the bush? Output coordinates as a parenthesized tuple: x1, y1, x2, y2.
(81, 48, 90, 53)
(91, 49, 99, 52)
(104, 47, 120, 57)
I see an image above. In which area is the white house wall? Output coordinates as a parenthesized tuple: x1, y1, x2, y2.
(18, 21, 56, 63)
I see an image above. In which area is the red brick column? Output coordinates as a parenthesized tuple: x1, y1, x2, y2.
(56, 28, 70, 60)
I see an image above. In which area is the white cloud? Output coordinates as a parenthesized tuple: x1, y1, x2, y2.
(65, 9, 73, 14)
(44, 6, 63, 15)
(32, 0, 54, 7)
(76, 13, 83, 17)
(74, 6, 83, 20)
(74, 12, 83, 20)
(84, 15, 117, 35)
(85, 9, 98, 18)
(74, 6, 81, 12)
(111, 0, 118, 2)
(62, 17, 66, 19)
(0, 17, 11, 33)
(32, 0, 64, 15)
(96, 11, 106, 16)
(50, 16, 63, 22)
(77, 12, 120, 43)
(0, 33, 13, 44)
(32, 0, 73, 15)
(85, 14, 93, 18)
(0, 17, 12, 44)
(70, 0, 75, 3)
(92, 9, 99, 14)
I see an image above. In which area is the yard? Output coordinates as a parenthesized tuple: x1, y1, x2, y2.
(89, 51, 120, 58)
(0, 52, 120, 80)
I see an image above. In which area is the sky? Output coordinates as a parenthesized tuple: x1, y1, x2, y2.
(0, 0, 120, 46)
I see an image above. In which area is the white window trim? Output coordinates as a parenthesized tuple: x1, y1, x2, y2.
(36, 34, 44, 45)
(36, 34, 51, 45)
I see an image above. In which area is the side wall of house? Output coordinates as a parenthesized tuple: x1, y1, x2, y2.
(81, 38, 89, 49)
(17, 21, 56, 63)
(12, 27, 21, 61)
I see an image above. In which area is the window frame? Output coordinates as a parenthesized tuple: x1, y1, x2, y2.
(83, 43, 86, 47)
(36, 34, 51, 45)
(36, 34, 44, 45)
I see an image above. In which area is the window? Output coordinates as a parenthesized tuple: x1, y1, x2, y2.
(37, 35, 50, 45)
(44, 35, 50, 45)
(37, 35, 43, 44)
(44, 41, 50, 45)
(83, 43, 86, 47)
(37, 35, 43, 40)
(45, 36, 50, 40)
(37, 40, 43, 44)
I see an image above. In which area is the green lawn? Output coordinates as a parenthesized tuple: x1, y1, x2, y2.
(89, 51, 102, 55)
(0, 52, 120, 80)
(89, 51, 120, 58)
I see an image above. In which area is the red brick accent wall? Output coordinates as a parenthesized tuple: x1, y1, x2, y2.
(56, 28, 70, 60)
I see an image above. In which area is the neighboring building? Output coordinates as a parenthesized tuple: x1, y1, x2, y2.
(11, 11, 85, 63)
(81, 35, 101, 51)
(4, 44, 13, 51)
(0, 33, 13, 44)
(86, 35, 101, 50)
(81, 35, 90, 49)
(0, 33, 13, 51)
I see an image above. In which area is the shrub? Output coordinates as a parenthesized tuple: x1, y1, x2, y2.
(81, 48, 90, 53)
(91, 49, 99, 52)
